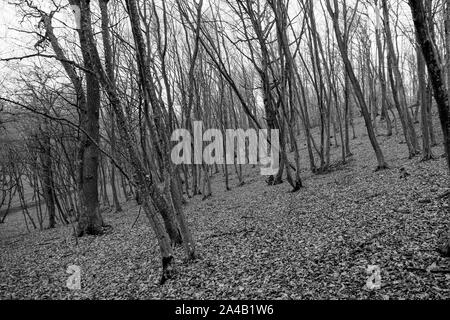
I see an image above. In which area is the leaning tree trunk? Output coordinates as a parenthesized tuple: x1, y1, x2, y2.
(99, 0, 122, 213)
(126, 0, 193, 248)
(326, 0, 387, 170)
(71, 0, 104, 236)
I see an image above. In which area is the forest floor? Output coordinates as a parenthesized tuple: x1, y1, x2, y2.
(0, 116, 449, 299)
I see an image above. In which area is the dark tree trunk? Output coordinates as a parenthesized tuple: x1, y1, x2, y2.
(374, 2, 393, 136)
(40, 128, 56, 229)
(382, 0, 420, 158)
(409, 0, 450, 257)
(417, 44, 433, 160)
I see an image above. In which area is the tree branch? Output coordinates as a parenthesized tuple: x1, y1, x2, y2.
(0, 96, 133, 185)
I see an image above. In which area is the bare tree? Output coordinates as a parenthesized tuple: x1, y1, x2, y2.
(326, 0, 388, 170)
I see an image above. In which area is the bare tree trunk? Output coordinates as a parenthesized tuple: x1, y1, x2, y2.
(410, 0, 449, 172)
(100, 154, 110, 207)
(326, 0, 387, 170)
(95, 0, 179, 280)
(446, 0, 450, 94)
(374, 5, 393, 137)
(109, 114, 122, 213)
(344, 74, 353, 155)
(201, 165, 212, 200)
(298, 78, 317, 171)
(382, 0, 420, 158)
(15, 169, 36, 231)
(75, 1, 103, 236)
(33, 174, 44, 231)
(128, 0, 197, 258)
(44, 0, 103, 236)
(219, 78, 230, 191)
(409, 0, 450, 258)
(417, 44, 434, 160)
(40, 128, 56, 229)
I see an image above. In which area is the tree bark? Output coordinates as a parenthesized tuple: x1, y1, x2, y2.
(99, 0, 122, 213)
(326, 0, 387, 170)
(447, 0, 450, 94)
(40, 128, 56, 229)
(72, 0, 103, 236)
(44, 1, 103, 236)
(382, 0, 420, 158)
(374, 1, 393, 137)
(409, 0, 450, 173)
(417, 44, 434, 160)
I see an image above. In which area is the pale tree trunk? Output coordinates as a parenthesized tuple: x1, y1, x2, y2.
(410, 0, 449, 171)
(369, 61, 378, 136)
(298, 77, 317, 171)
(126, 0, 184, 247)
(342, 2, 354, 155)
(306, 0, 328, 172)
(219, 77, 230, 191)
(177, 0, 203, 197)
(447, 0, 450, 93)
(241, 1, 283, 184)
(99, 154, 110, 207)
(96, 0, 178, 281)
(201, 165, 212, 200)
